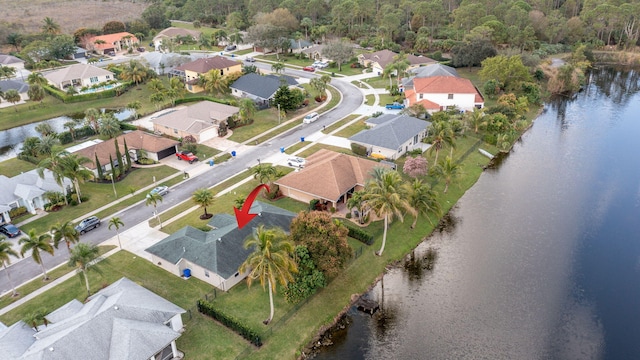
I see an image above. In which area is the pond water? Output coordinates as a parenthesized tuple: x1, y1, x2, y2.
(0, 108, 133, 162)
(313, 67, 640, 359)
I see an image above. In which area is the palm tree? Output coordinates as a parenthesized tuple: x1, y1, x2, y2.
(198, 33, 211, 49)
(228, 32, 243, 45)
(146, 192, 164, 228)
(200, 69, 227, 95)
(0, 238, 21, 297)
(465, 108, 485, 134)
(108, 217, 125, 249)
(120, 60, 147, 88)
(126, 101, 142, 119)
(35, 122, 55, 137)
(27, 72, 47, 87)
(50, 221, 80, 253)
(364, 168, 415, 256)
(239, 225, 297, 324)
(84, 108, 101, 133)
(35, 135, 60, 156)
(68, 243, 104, 297)
(405, 179, 441, 228)
(64, 120, 78, 141)
(37, 146, 69, 204)
(192, 188, 215, 219)
(150, 92, 166, 110)
(214, 29, 228, 46)
(271, 62, 285, 74)
(346, 190, 367, 224)
(253, 164, 277, 186)
(59, 154, 93, 203)
(3, 89, 21, 111)
(41, 17, 61, 35)
(426, 121, 454, 165)
(98, 113, 121, 138)
(19, 229, 54, 281)
(28, 84, 45, 104)
(238, 98, 257, 123)
(431, 156, 463, 193)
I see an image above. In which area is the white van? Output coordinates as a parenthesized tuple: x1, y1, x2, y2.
(303, 112, 319, 124)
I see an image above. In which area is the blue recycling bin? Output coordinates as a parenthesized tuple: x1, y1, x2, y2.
(300, 137, 305, 142)
(183, 268, 191, 278)
(231, 54, 235, 57)
(280, 147, 285, 153)
(231, 150, 237, 157)
(209, 159, 214, 166)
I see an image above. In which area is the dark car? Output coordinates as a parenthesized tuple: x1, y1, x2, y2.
(225, 44, 237, 51)
(137, 47, 146, 52)
(75, 216, 101, 234)
(0, 223, 21, 238)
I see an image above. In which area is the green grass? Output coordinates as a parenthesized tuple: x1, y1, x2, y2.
(284, 141, 309, 155)
(270, 197, 309, 214)
(322, 114, 360, 134)
(365, 94, 375, 105)
(362, 76, 389, 89)
(0, 158, 37, 178)
(234, 48, 254, 56)
(0, 245, 115, 309)
(334, 120, 367, 138)
(182, 143, 220, 160)
(378, 94, 396, 106)
(324, 85, 341, 110)
(22, 166, 179, 235)
(297, 144, 356, 158)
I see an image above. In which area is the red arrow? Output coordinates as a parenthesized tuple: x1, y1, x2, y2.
(234, 184, 270, 229)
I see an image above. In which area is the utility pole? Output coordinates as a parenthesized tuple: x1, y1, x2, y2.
(277, 103, 281, 125)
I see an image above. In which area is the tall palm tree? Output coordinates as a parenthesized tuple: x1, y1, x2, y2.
(68, 243, 103, 297)
(238, 98, 257, 123)
(64, 120, 78, 141)
(228, 32, 243, 45)
(0, 238, 21, 297)
(405, 179, 441, 228)
(192, 188, 215, 219)
(84, 108, 101, 133)
(239, 225, 297, 324)
(27, 84, 45, 103)
(27, 72, 47, 86)
(41, 17, 61, 35)
(426, 121, 454, 165)
(346, 190, 367, 224)
(108, 217, 125, 249)
(98, 113, 121, 138)
(3, 89, 21, 111)
(252, 164, 277, 186)
(19, 229, 54, 281)
(50, 221, 80, 253)
(200, 69, 226, 95)
(146, 192, 164, 228)
(214, 29, 228, 46)
(431, 156, 463, 193)
(59, 154, 93, 203)
(364, 168, 415, 256)
(126, 101, 142, 120)
(37, 146, 69, 204)
(120, 60, 147, 88)
(271, 62, 285, 74)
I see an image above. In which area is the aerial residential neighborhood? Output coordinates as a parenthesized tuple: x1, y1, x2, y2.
(0, 0, 623, 358)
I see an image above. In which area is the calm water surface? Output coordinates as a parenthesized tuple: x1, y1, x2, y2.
(314, 67, 640, 360)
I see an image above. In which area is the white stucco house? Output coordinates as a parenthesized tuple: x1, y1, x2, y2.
(403, 74, 485, 113)
(43, 63, 115, 91)
(349, 114, 431, 160)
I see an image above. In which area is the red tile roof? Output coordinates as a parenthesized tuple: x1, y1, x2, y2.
(88, 32, 138, 50)
(413, 76, 479, 94)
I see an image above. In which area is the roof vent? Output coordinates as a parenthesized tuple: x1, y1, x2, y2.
(217, 238, 222, 242)
(114, 306, 119, 310)
(49, 348, 54, 352)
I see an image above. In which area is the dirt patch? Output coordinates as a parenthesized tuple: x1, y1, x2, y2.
(0, 0, 148, 35)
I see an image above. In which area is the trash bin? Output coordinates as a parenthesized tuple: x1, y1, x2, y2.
(183, 268, 191, 278)
(300, 137, 305, 142)
(231, 150, 236, 157)
(209, 159, 214, 166)
(280, 147, 285, 153)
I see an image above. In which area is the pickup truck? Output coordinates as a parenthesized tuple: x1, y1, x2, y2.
(385, 102, 405, 110)
(176, 151, 199, 164)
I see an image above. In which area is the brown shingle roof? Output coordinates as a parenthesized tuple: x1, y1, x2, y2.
(361, 50, 435, 69)
(150, 101, 239, 135)
(276, 150, 389, 202)
(153, 27, 201, 40)
(175, 56, 240, 74)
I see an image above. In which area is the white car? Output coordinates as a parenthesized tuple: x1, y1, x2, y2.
(287, 157, 306, 168)
(303, 112, 319, 124)
(147, 186, 169, 198)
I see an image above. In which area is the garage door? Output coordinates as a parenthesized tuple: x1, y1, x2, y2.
(156, 146, 177, 160)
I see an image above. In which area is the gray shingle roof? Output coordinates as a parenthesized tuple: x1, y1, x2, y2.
(0, 54, 24, 65)
(0, 169, 72, 209)
(0, 79, 29, 94)
(146, 202, 296, 278)
(403, 64, 459, 87)
(349, 114, 430, 150)
(230, 73, 298, 101)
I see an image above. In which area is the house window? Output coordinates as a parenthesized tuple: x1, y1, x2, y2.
(419, 94, 423, 99)
(106, 75, 110, 79)
(448, 94, 454, 99)
(234, 272, 239, 277)
(204, 270, 209, 277)
(398, 147, 402, 153)
(90, 77, 98, 83)
(414, 135, 418, 143)
(173, 128, 178, 134)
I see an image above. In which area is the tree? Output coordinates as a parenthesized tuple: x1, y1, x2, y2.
(59, 153, 93, 203)
(346, 190, 367, 224)
(431, 156, 463, 193)
(479, 55, 532, 92)
(464, 108, 485, 134)
(27, 72, 48, 87)
(0, 238, 20, 297)
(99, 113, 121, 138)
(426, 120, 453, 165)
(405, 179, 441, 228)
(289, 211, 352, 278)
(37, 147, 68, 204)
(35, 135, 60, 156)
(48, 34, 77, 60)
(451, 40, 497, 69)
(50, 221, 80, 253)
(42, 17, 61, 35)
(200, 69, 227, 95)
(301, 17, 313, 39)
(238, 98, 257, 123)
(364, 168, 414, 256)
(253, 164, 278, 186)
(322, 40, 353, 71)
(19, 229, 54, 281)
(28, 84, 45, 104)
(239, 225, 297, 325)
(141, 4, 171, 29)
(284, 245, 325, 303)
(192, 188, 215, 219)
(271, 61, 285, 74)
(68, 243, 104, 297)
(123, 139, 132, 172)
(273, 86, 304, 112)
(103, 21, 126, 34)
(3, 89, 21, 111)
(84, 108, 101, 133)
(120, 60, 148, 88)
(146, 192, 164, 228)
(0, 65, 16, 80)
(126, 101, 142, 119)
(108, 217, 125, 249)
(35, 122, 55, 137)
(403, 156, 428, 178)
(7, 33, 22, 52)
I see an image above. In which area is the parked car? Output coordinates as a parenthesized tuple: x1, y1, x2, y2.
(176, 151, 199, 164)
(225, 44, 237, 51)
(314, 62, 329, 69)
(287, 157, 306, 168)
(385, 102, 405, 110)
(107, 51, 116, 56)
(0, 223, 21, 238)
(302, 66, 316, 72)
(137, 47, 146, 52)
(147, 186, 169, 198)
(245, 56, 256, 62)
(75, 216, 101, 235)
(303, 112, 319, 124)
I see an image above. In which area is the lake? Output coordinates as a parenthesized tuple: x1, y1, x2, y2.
(313, 67, 640, 359)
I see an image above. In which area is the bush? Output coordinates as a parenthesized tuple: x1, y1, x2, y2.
(309, 199, 319, 211)
(341, 221, 374, 245)
(345, 212, 352, 219)
(197, 300, 263, 347)
(351, 143, 367, 157)
(9, 206, 28, 219)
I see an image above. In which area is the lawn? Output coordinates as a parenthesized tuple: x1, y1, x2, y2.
(22, 165, 179, 235)
(297, 144, 356, 158)
(333, 120, 368, 138)
(361, 76, 389, 89)
(0, 158, 37, 178)
(378, 93, 397, 106)
(322, 114, 360, 134)
(365, 94, 376, 105)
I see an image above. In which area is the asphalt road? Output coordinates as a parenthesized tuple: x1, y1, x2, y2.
(0, 67, 363, 296)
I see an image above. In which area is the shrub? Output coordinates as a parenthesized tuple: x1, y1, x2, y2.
(345, 212, 352, 219)
(9, 206, 28, 219)
(351, 143, 367, 157)
(309, 199, 319, 211)
(341, 221, 374, 245)
(197, 300, 263, 347)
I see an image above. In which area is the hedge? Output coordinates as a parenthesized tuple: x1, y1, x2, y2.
(341, 221, 374, 245)
(174, 96, 232, 106)
(197, 300, 263, 347)
(43, 82, 133, 103)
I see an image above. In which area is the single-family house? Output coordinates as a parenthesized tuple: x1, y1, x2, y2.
(0, 277, 186, 360)
(67, 46, 88, 60)
(358, 49, 436, 75)
(349, 114, 430, 160)
(146, 202, 296, 291)
(0, 79, 29, 102)
(43, 63, 115, 90)
(86, 32, 139, 55)
(171, 56, 242, 93)
(230, 73, 299, 107)
(153, 27, 202, 50)
(401, 63, 458, 90)
(289, 38, 313, 53)
(404, 76, 484, 113)
(276, 149, 392, 209)
(301, 44, 327, 61)
(150, 101, 240, 142)
(0, 54, 25, 70)
(0, 169, 72, 222)
(72, 130, 179, 176)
